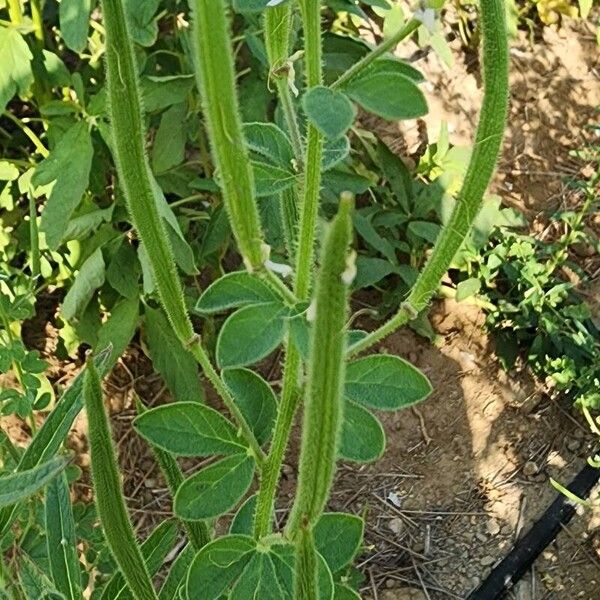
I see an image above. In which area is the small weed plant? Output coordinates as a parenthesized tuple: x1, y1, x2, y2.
(0, 0, 509, 598)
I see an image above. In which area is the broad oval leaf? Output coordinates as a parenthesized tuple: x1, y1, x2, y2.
(303, 86, 356, 140)
(175, 455, 255, 520)
(334, 584, 361, 599)
(344, 61, 428, 121)
(345, 355, 432, 410)
(244, 122, 294, 169)
(314, 513, 364, 574)
(0, 457, 68, 509)
(217, 302, 289, 369)
(339, 401, 385, 463)
(223, 369, 277, 446)
(187, 535, 257, 600)
(194, 272, 277, 314)
(252, 160, 296, 197)
(230, 494, 258, 536)
(322, 136, 350, 171)
(133, 402, 246, 456)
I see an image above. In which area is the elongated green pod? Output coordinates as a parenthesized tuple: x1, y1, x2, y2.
(134, 398, 210, 550)
(349, 0, 509, 355)
(101, 0, 193, 345)
(294, 0, 324, 299)
(190, 0, 265, 271)
(84, 359, 158, 600)
(287, 196, 353, 535)
(294, 521, 318, 600)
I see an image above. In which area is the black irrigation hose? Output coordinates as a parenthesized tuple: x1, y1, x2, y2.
(467, 461, 600, 600)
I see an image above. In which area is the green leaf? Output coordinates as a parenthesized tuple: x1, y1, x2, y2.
(18, 554, 63, 600)
(153, 179, 197, 275)
(230, 494, 257, 535)
(456, 277, 481, 302)
(134, 402, 246, 457)
(314, 513, 364, 573)
(216, 302, 289, 369)
(175, 455, 256, 520)
(36, 121, 94, 249)
(94, 297, 140, 369)
(60, 0, 92, 52)
(344, 61, 427, 121)
(222, 369, 277, 446)
(140, 74, 196, 113)
(407, 220, 441, 244)
(322, 136, 350, 171)
(158, 544, 195, 600)
(345, 355, 432, 410)
(152, 103, 187, 173)
(0, 457, 68, 509)
(144, 307, 202, 402)
(124, 0, 160, 46)
(100, 519, 179, 600)
(187, 535, 333, 600)
(334, 584, 361, 600)
(303, 86, 356, 140)
(195, 272, 277, 314)
(354, 256, 397, 289)
(0, 27, 33, 111)
(339, 401, 385, 463)
(62, 248, 105, 321)
(106, 241, 141, 299)
(187, 535, 256, 600)
(252, 160, 296, 197)
(244, 122, 294, 169)
(45, 473, 82, 600)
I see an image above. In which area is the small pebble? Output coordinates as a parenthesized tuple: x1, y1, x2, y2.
(486, 519, 500, 535)
(480, 555, 496, 567)
(388, 517, 404, 535)
(522, 461, 539, 477)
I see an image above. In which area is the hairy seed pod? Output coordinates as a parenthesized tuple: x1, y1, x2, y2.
(84, 359, 158, 600)
(190, 0, 265, 271)
(287, 195, 353, 535)
(101, 0, 193, 346)
(349, 0, 510, 355)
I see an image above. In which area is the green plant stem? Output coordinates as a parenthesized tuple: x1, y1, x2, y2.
(28, 193, 40, 279)
(190, 0, 265, 271)
(252, 0, 324, 541)
(294, 522, 318, 600)
(264, 4, 304, 163)
(101, 0, 262, 459)
(188, 341, 266, 466)
(84, 360, 158, 600)
(331, 19, 420, 90)
(30, 0, 44, 45)
(253, 343, 301, 538)
(287, 196, 353, 537)
(7, 0, 22, 24)
(349, 0, 509, 357)
(3, 112, 48, 158)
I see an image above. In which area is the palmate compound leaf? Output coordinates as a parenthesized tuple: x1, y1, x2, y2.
(194, 271, 277, 314)
(345, 355, 433, 410)
(187, 535, 333, 600)
(174, 455, 256, 521)
(133, 402, 247, 457)
(216, 301, 290, 369)
(222, 368, 277, 446)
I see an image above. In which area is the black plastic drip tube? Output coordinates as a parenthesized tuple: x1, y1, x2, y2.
(467, 462, 600, 600)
